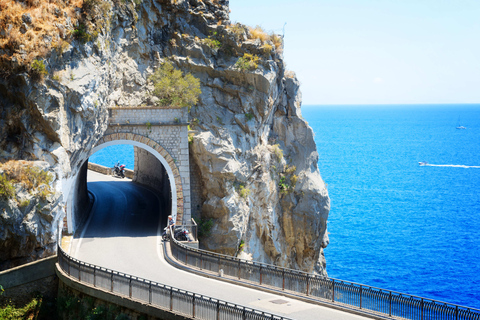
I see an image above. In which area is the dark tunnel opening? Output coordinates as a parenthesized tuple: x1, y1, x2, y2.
(70, 144, 172, 238)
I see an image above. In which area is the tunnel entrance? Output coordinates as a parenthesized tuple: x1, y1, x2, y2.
(66, 137, 181, 235)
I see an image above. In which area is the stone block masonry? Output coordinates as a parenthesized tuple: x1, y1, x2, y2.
(96, 107, 191, 224)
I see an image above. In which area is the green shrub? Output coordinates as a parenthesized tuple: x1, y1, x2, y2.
(116, 314, 131, 320)
(18, 199, 30, 208)
(235, 53, 259, 72)
(239, 185, 250, 198)
(194, 217, 214, 239)
(279, 176, 289, 194)
(72, 24, 92, 43)
(149, 61, 201, 110)
(26, 166, 54, 190)
(30, 59, 48, 81)
(52, 73, 61, 81)
(0, 297, 42, 319)
(203, 36, 221, 49)
(0, 173, 15, 200)
(245, 113, 254, 121)
(238, 240, 245, 252)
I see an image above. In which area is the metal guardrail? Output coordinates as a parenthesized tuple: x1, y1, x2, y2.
(57, 246, 292, 320)
(170, 236, 480, 320)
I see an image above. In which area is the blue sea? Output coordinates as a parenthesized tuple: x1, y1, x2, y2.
(89, 104, 480, 308)
(303, 104, 480, 309)
(90, 144, 135, 170)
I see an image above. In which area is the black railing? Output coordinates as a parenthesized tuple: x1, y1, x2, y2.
(170, 236, 480, 320)
(57, 246, 292, 320)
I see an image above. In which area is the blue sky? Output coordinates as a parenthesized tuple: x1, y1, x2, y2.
(230, 0, 480, 105)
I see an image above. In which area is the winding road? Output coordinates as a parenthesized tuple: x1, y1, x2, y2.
(70, 170, 373, 320)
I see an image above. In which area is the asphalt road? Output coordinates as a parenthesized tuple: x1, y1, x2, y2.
(70, 170, 373, 320)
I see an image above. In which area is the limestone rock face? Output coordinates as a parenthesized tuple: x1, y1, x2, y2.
(0, 0, 329, 274)
(0, 161, 61, 270)
(190, 65, 330, 274)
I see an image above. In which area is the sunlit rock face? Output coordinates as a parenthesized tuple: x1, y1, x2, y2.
(0, 0, 329, 274)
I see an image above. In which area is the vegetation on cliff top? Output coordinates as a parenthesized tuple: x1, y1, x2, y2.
(0, 0, 82, 75)
(0, 0, 139, 78)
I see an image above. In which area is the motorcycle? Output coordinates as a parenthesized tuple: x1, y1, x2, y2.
(162, 224, 191, 242)
(175, 228, 191, 242)
(112, 162, 126, 178)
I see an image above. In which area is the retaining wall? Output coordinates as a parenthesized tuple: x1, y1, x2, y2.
(0, 255, 58, 305)
(88, 162, 134, 179)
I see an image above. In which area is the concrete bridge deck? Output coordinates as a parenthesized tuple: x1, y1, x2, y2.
(68, 170, 375, 320)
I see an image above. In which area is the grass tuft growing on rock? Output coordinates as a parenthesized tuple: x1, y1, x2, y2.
(0, 0, 83, 76)
(194, 217, 214, 239)
(235, 53, 259, 72)
(0, 173, 15, 200)
(30, 59, 48, 81)
(272, 144, 283, 161)
(239, 185, 250, 198)
(249, 25, 269, 42)
(0, 160, 54, 201)
(202, 35, 221, 49)
(226, 22, 247, 41)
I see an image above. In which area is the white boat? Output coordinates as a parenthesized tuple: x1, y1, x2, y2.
(456, 126, 466, 129)
(419, 162, 428, 166)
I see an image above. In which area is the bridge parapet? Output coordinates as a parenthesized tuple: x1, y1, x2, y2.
(169, 237, 480, 320)
(56, 246, 291, 320)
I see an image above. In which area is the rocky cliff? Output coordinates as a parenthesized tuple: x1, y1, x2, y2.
(0, 0, 329, 274)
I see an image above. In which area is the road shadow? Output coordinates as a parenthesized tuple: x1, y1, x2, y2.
(75, 180, 169, 239)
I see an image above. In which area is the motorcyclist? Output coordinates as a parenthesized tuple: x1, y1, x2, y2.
(162, 216, 175, 240)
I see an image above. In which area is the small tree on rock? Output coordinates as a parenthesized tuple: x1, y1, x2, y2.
(149, 61, 201, 110)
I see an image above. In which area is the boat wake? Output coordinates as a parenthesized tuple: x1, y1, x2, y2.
(423, 164, 480, 168)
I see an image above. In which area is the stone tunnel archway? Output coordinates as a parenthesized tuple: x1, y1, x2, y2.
(95, 133, 183, 221)
(66, 133, 186, 234)
(66, 106, 191, 236)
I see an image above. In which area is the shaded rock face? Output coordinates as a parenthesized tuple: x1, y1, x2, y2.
(0, 0, 329, 274)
